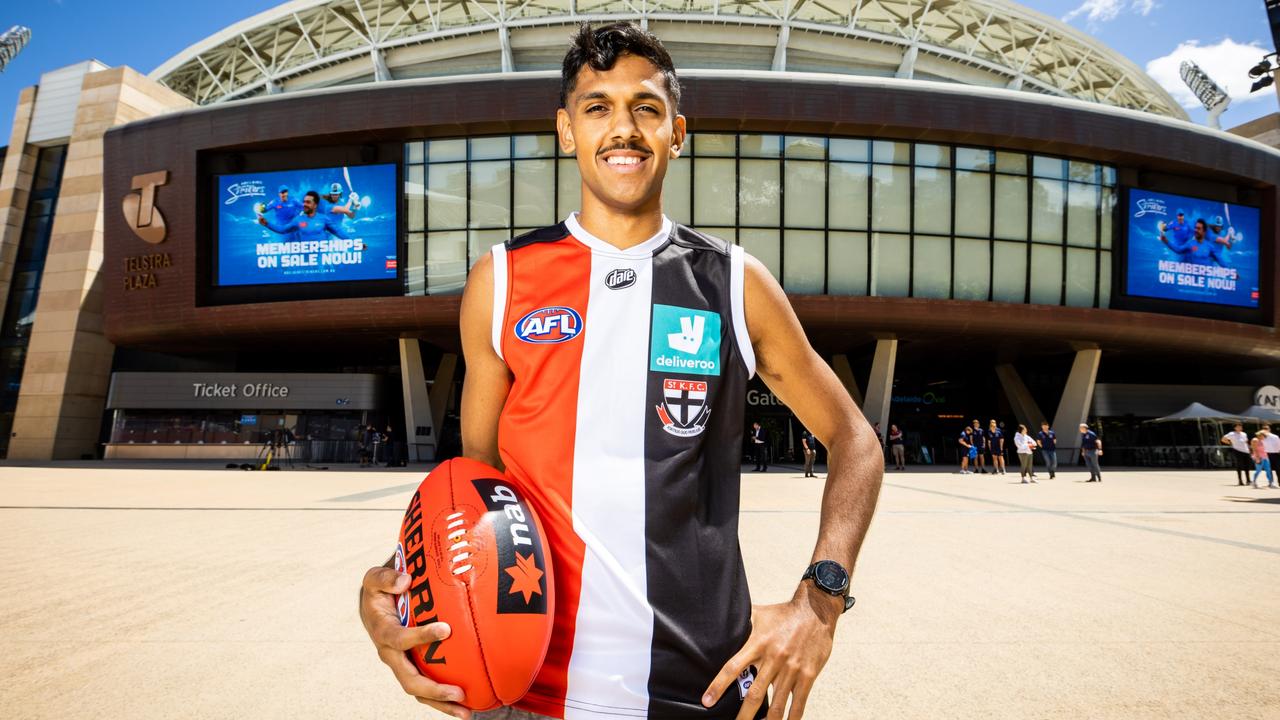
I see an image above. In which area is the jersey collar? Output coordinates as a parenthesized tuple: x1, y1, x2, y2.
(565, 212, 672, 257)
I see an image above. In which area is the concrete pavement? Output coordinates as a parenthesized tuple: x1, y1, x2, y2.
(1, 463, 1277, 719)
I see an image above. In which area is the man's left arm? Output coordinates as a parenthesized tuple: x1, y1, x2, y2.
(703, 256, 883, 720)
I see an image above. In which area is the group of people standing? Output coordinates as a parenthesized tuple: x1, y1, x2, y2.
(959, 420, 1103, 484)
(1221, 422, 1280, 489)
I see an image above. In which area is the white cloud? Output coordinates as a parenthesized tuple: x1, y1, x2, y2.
(1146, 38, 1273, 109)
(1063, 0, 1158, 25)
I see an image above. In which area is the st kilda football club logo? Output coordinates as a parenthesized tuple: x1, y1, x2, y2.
(655, 378, 711, 437)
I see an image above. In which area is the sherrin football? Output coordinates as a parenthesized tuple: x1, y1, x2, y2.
(394, 457, 554, 711)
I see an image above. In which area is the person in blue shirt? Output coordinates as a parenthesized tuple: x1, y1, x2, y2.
(1163, 219, 1228, 267)
(258, 190, 354, 241)
(1079, 423, 1103, 482)
(987, 419, 1006, 475)
(1159, 210, 1191, 246)
(958, 426, 975, 475)
(970, 419, 988, 474)
(265, 185, 303, 241)
(1036, 421, 1057, 479)
(319, 182, 358, 219)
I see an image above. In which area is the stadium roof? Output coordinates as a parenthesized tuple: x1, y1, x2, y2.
(150, 0, 1187, 120)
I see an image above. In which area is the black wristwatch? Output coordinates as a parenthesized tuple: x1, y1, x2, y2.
(802, 560, 856, 613)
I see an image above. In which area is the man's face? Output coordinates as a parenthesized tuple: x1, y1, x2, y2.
(1176, 213, 1184, 223)
(556, 54, 686, 215)
(1194, 221, 1207, 239)
(326, 193, 341, 202)
(303, 196, 317, 213)
(1235, 424, 1244, 432)
(278, 191, 289, 202)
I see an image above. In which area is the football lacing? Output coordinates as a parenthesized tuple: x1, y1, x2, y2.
(445, 511, 473, 575)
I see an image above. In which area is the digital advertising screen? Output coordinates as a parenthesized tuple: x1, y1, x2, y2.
(214, 163, 398, 287)
(1124, 188, 1261, 309)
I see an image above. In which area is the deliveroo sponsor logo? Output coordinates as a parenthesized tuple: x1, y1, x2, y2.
(650, 304, 721, 376)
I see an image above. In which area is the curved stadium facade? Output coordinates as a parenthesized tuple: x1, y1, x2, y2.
(0, 0, 1275, 467)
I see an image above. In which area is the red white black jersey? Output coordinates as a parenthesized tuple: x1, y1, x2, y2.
(491, 214, 758, 718)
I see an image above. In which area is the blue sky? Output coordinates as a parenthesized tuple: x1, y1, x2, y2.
(0, 0, 1276, 143)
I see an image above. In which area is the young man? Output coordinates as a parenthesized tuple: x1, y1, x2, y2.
(751, 421, 769, 473)
(1035, 421, 1057, 479)
(987, 419, 1005, 475)
(958, 425, 974, 474)
(969, 419, 987, 474)
(1221, 423, 1252, 486)
(357, 23, 882, 720)
(801, 427, 818, 477)
(1080, 423, 1103, 483)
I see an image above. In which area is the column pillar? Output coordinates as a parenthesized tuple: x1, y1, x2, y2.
(399, 338, 434, 462)
(994, 363, 1047, 430)
(862, 338, 898, 441)
(830, 353, 863, 407)
(1051, 347, 1102, 459)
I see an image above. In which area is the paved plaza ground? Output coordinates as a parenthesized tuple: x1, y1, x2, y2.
(1, 461, 1277, 719)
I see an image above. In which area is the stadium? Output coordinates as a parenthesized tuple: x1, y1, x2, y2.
(0, 0, 1276, 466)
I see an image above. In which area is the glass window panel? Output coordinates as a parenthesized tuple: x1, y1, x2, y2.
(514, 134, 555, 158)
(1100, 250, 1112, 308)
(557, 159, 581, 219)
(740, 134, 781, 158)
(992, 241, 1027, 303)
(406, 232, 425, 296)
(828, 163, 869, 230)
(955, 171, 991, 237)
(994, 175, 1027, 241)
(470, 161, 510, 228)
(1067, 182, 1098, 248)
(1068, 160, 1098, 183)
(784, 136, 826, 159)
(405, 164, 425, 232)
(784, 161, 825, 228)
(1032, 155, 1066, 179)
(783, 230, 825, 294)
(740, 229, 780, 278)
(913, 166, 952, 235)
(664, 157, 692, 225)
(703, 227, 737, 243)
(996, 151, 1027, 174)
(872, 141, 909, 165)
(694, 158, 736, 226)
(694, 133, 736, 156)
(955, 147, 993, 171)
(739, 159, 780, 227)
(830, 138, 870, 162)
(1029, 244, 1062, 305)
(470, 137, 510, 161)
(681, 134, 694, 156)
(914, 144, 950, 168)
(427, 163, 466, 230)
(1031, 178, 1065, 243)
(426, 230, 467, 294)
(912, 235, 951, 299)
(872, 165, 910, 232)
(514, 159, 555, 227)
(1065, 247, 1096, 307)
(1100, 187, 1115, 249)
(953, 238, 990, 300)
(870, 232, 909, 297)
(470, 230, 509, 270)
(428, 138, 467, 163)
(1102, 166, 1117, 187)
(405, 141, 424, 164)
(828, 232, 868, 295)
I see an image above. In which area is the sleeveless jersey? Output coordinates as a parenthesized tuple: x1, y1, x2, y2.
(491, 213, 757, 719)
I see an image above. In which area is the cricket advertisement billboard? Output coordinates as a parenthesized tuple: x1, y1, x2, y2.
(214, 163, 398, 286)
(1123, 188, 1261, 309)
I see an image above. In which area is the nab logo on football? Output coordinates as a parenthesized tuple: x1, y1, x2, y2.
(515, 306, 582, 344)
(605, 268, 636, 290)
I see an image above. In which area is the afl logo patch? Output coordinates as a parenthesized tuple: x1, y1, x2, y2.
(604, 268, 636, 290)
(515, 306, 582, 344)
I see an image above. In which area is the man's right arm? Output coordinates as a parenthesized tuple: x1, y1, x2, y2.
(357, 251, 510, 719)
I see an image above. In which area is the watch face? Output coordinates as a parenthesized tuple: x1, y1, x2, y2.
(814, 561, 848, 593)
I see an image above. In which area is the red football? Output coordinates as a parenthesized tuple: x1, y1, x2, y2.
(394, 457, 554, 711)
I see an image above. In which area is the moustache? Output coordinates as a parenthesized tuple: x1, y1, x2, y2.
(597, 142, 652, 157)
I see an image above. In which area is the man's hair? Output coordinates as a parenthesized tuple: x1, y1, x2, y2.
(560, 22, 681, 114)
(305, 190, 320, 205)
(1195, 218, 1207, 229)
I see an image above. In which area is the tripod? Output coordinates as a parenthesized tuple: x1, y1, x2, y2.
(256, 430, 296, 470)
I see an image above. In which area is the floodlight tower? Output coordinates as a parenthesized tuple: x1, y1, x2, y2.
(0, 26, 31, 73)
(1179, 60, 1231, 129)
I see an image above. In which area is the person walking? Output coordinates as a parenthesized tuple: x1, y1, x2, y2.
(751, 421, 769, 472)
(801, 427, 818, 477)
(1035, 421, 1058, 479)
(958, 426, 975, 474)
(1221, 423, 1252, 486)
(970, 419, 988, 474)
(1262, 424, 1280, 478)
(1013, 424, 1037, 483)
(987, 419, 1006, 475)
(1080, 423, 1103, 482)
(888, 424, 906, 471)
(1250, 431, 1275, 489)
